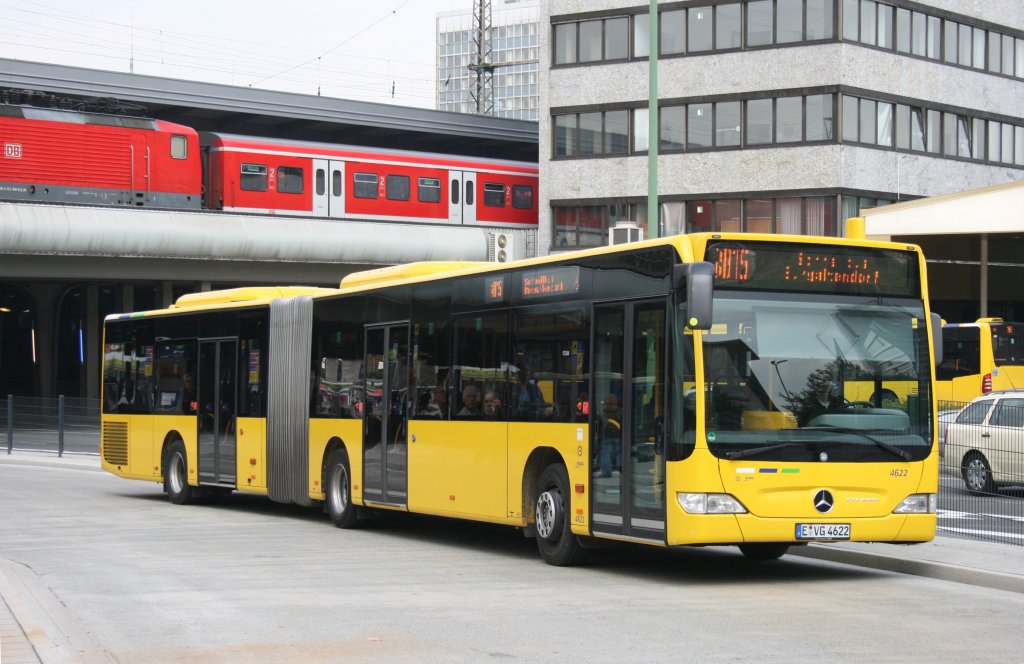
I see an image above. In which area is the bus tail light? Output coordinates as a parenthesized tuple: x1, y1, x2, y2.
(677, 493, 748, 514)
(893, 493, 937, 514)
(982, 373, 992, 393)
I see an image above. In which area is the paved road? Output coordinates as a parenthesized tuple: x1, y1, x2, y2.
(938, 465, 1024, 545)
(2, 461, 1024, 663)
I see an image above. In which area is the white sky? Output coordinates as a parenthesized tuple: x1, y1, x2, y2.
(0, 0, 472, 108)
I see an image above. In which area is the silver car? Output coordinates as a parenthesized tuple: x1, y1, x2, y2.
(944, 390, 1024, 494)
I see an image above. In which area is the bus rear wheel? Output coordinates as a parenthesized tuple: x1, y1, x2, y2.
(326, 449, 360, 529)
(534, 464, 586, 566)
(164, 440, 194, 505)
(738, 543, 790, 561)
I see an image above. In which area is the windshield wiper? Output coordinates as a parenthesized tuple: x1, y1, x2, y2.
(801, 425, 913, 461)
(723, 441, 805, 460)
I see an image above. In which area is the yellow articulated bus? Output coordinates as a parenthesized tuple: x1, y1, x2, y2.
(101, 233, 941, 565)
(936, 318, 1024, 405)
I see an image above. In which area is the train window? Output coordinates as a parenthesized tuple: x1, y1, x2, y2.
(451, 179, 460, 204)
(466, 181, 475, 205)
(418, 177, 441, 203)
(354, 172, 379, 199)
(332, 170, 342, 197)
(483, 183, 506, 207)
(511, 185, 533, 209)
(277, 167, 304, 194)
(386, 174, 411, 201)
(240, 164, 268, 192)
(170, 135, 188, 160)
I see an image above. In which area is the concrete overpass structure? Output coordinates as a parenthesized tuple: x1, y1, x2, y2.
(0, 59, 539, 399)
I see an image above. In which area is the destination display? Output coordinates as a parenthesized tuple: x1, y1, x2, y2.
(705, 241, 919, 297)
(520, 266, 580, 299)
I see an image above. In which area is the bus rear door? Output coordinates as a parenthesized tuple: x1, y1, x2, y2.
(312, 159, 345, 218)
(591, 300, 667, 542)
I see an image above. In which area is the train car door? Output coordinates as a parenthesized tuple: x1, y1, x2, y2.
(197, 338, 237, 487)
(129, 135, 149, 206)
(361, 324, 409, 506)
(313, 159, 345, 218)
(448, 171, 477, 225)
(590, 300, 667, 542)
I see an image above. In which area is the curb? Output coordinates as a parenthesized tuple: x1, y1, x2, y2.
(790, 544, 1024, 595)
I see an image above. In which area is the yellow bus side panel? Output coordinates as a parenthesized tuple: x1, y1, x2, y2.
(408, 420, 508, 520)
(236, 417, 267, 493)
(126, 415, 155, 479)
(506, 422, 591, 535)
(307, 418, 363, 502)
(665, 451, 744, 545)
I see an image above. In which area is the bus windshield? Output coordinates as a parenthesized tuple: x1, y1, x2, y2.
(699, 293, 932, 462)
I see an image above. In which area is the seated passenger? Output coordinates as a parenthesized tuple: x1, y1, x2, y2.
(457, 385, 482, 417)
(483, 390, 503, 419)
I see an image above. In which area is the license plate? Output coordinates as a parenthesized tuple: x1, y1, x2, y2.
(796, 523, 850, 540)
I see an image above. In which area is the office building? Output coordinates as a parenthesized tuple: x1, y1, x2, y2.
(541, 0, 1024, 250)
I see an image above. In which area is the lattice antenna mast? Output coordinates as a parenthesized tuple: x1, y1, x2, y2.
(467, 0, 495, 115)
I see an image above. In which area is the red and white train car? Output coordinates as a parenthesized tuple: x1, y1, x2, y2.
(0, 106, 202, 209)
(201, 133, 538, 226)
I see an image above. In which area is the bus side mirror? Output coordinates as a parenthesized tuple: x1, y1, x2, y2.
(931, 312, 943, 366)
(682, 262, 714, 331)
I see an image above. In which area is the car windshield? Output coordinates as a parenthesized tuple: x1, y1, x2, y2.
(697, 293, 933, 462)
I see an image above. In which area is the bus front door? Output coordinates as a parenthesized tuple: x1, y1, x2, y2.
(591, 301, 667, 542)
(362, 324, 409, 506)
(197, 338, 237, 487)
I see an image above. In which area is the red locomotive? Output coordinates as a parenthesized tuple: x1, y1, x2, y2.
(0, 105, 538, 227)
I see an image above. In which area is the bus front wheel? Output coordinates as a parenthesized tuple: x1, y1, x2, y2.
(326, 449, 360, 529)
(164, 440, 194, 505)
(534, 464, 586, 566)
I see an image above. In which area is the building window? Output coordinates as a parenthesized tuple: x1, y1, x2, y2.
(553, 23, 576, 64)
(747, 0, 772, 47)
(277, 166, 304, 194)
(688, 6, 713, 52)
(746, 99, 773, 145)
(687, 104, 712, 149)
(555, 115, 577, 156)
(806, 94, 834, 141)
(777, 0, 803, 44)
(661, 9, 686, 55)
(661, 106, 685, 150)
(717, 101, 741, 147)
(776, 96, 802, 143)
(716, 3, 741, 49)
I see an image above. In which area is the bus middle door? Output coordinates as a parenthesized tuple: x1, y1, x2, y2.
(591, 300, 667, 542)
(197, 338, 238, 487)
(362, 323, 409, 506)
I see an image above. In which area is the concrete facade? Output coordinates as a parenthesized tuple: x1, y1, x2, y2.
(539, 0, 1024, 252)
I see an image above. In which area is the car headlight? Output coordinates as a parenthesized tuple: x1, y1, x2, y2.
(677, 493, 748, 514)
(893, 493, 937, 514)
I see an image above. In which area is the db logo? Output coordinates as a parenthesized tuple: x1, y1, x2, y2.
(4, 143, 22, 159)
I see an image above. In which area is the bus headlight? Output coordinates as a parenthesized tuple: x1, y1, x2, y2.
(677, 493, 748, 514)
(893, 493, 937, 514)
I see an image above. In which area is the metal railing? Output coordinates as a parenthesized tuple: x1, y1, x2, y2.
(939, 399, 1023, 546)
(2, 395, 100, 456)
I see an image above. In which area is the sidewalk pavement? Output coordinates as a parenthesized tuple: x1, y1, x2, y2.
(1, 450, 1022, 662)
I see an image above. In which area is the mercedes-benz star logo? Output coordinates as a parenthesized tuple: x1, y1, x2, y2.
(813, 490, 834, 514)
